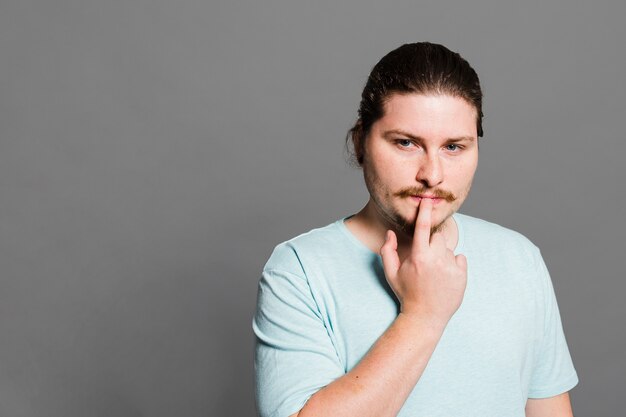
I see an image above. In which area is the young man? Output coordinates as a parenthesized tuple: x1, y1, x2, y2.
(253, 42, 578, 417)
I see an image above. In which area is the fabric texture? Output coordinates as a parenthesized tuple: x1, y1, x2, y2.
(253, 212, 578, 417)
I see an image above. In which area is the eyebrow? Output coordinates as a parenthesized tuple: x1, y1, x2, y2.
(382, 129, 476, 143)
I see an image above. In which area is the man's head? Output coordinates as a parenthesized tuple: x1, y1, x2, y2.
(348, 42, 483, 166)
(348, 43, 483, 237)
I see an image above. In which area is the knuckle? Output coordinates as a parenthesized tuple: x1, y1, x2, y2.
(412, 252, 429, 264)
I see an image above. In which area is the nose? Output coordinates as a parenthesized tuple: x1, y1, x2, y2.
(416, 153, 443, 188)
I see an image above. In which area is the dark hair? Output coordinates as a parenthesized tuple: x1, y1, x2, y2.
(347, 42, 484, 166)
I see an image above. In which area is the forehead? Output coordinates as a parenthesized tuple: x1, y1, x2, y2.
(375, 93, 478, 139)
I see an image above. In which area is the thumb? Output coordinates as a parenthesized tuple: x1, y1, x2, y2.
(380, 230, 400, 281)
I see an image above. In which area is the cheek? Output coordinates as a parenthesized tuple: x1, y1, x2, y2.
(365, 154, 395, 182)
(448, 157, 477, 183)
(455, 169, 477, 198)
(374, 161, 408, 191)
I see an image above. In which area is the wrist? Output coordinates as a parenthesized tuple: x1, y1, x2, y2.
(396, 311, 447, 336)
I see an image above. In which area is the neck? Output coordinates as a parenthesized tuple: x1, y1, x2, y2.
(344, 200, 459, 259)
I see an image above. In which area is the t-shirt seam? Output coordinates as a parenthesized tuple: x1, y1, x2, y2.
(263, 265, 344, 369)
(527, 370, 579, 397)
(268, 397, 310, 417)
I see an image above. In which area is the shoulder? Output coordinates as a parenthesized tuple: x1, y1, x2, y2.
(263, 220, 345, 275)
(455, 212, 542, 264)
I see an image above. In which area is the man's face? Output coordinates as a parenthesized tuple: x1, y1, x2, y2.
(361, 93, 479, 237)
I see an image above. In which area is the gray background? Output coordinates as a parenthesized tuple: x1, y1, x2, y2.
(0, 0, 623, 416)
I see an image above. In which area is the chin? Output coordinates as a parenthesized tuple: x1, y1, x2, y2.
(396, 211, 452, 237)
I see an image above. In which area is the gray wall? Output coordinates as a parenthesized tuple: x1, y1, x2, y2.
(1, 0, 624, 415)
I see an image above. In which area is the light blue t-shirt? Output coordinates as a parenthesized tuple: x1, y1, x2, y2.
(253, 213, 578, 417)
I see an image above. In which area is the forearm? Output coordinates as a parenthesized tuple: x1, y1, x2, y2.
(297, 313, 446, 417)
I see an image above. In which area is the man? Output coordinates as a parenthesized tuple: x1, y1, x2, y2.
(253, 42, 578, 417)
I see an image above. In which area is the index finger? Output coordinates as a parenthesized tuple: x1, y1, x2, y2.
(413, 197, 433, 252)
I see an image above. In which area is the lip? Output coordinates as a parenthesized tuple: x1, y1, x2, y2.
(410, 195, 444, 204)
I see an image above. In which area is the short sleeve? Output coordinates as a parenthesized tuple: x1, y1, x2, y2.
(253, 265, 344, 417)
(527, 254, 579, 398)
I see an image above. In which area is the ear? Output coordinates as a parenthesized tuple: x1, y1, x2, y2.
(351, 121, 365, 165)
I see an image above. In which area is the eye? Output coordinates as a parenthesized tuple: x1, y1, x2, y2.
(396, 139, 414, 148)
(445, 143, 461, 151)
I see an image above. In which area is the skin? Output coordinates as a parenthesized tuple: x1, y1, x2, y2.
(346, 93, 479, 259)
(290, 93, 573, 416)
(526, 392, 574, 417)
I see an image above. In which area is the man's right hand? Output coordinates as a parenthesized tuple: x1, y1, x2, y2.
(379, 198, 468, 326)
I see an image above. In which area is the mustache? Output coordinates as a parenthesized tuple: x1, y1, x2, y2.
(395, 187, 457, 202)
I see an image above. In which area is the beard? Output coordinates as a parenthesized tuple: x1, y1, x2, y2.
(391, 186, 457, 236)
(377, 197, 452, 238)
(360, 149, 478, 241)
(364, 170, 465, 239)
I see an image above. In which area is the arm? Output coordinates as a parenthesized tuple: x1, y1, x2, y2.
(294, 199, 467, 417)
(294, 312, 445, 417)
(526, 392, 573, 417)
